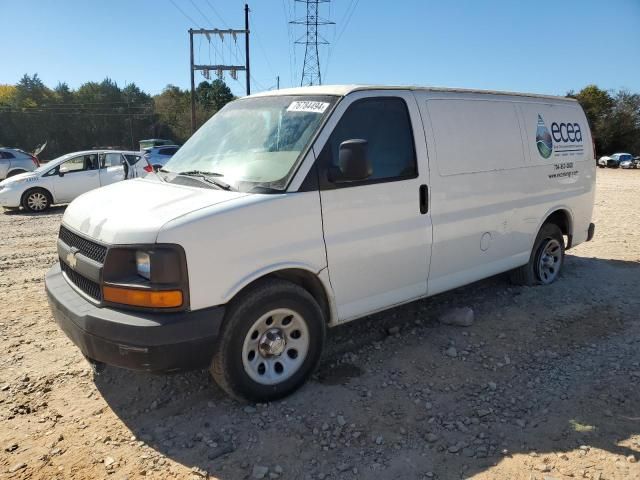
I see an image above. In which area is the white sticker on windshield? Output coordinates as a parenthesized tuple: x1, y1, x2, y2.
(287, 101, 330, 114)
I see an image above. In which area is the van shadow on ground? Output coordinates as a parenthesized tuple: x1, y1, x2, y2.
(94, 254, 640, 479)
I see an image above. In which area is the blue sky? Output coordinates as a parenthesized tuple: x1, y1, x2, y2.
(1, 0, 639, 97)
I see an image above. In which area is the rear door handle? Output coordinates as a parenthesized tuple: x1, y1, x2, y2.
(419, 184, 428, 214)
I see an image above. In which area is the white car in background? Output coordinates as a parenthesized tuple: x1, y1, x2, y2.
(0, 150, 146, 212)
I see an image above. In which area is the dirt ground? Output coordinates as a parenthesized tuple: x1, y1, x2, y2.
(1, 168, 639, 480)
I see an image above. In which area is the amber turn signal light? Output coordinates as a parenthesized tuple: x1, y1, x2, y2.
(103, 286, 183, 308)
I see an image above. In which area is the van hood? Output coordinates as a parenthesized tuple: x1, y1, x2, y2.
(62, 178, 249, 244)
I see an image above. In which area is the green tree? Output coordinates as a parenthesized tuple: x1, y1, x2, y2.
(196, 79, 234, 112)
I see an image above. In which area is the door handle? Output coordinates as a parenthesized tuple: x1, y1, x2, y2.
(419, 184, 428, 214)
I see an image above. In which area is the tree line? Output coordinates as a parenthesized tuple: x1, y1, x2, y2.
(568, 85, 640, 157)
(0, 75, 638, 160)
(0, 74, 234, 159)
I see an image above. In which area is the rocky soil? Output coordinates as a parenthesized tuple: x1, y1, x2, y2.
(1, 168, 639, 480)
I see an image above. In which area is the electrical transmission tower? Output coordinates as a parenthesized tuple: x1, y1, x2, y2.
(290, 0, 333, 86)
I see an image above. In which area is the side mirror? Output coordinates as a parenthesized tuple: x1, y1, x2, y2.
(329, 139, 372, 183)
(59, 167, 68, 177)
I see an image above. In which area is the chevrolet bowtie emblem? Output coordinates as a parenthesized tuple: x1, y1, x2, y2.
(66, 248, 79, 269)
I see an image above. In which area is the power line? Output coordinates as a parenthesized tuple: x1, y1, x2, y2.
(204, 0, 231, 28)
(334, 0, 359, 45)
(0, 110, 155, 117)
(324, 0, 359, 81)
(168, 0, 201, 26)
(252, 21, 277, 78)
(189, 0, 215, 27)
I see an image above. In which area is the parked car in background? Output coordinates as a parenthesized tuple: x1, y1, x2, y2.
(0, 150, 140, 212)
(597, 155, 615, 168)
(608, 153, 632, 168)
(139, 138, 174, 150)
(143, 145, 180, 170)
(121, 151, 155, 178)
(0, 147, 40, 180)
(619, 153, 638, 169)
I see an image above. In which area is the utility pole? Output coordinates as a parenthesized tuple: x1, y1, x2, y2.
(189, 29, 196, 134)
(188, 5, 251, 134)
(277, 75, 280, 90)
(290, 0, 333, 86)
(245, 3, 251, 96)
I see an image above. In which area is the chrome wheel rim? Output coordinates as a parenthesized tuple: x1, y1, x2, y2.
(242, 308, 309, 385)
(27, 192, 47, 211)
(537, 238, 562, 284)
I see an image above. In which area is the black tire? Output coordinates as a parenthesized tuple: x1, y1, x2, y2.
(21, 188, 51, 213)
(510, 223, 565, 286)
(6, 170, 27, 178)
(210, 278, 326, 402)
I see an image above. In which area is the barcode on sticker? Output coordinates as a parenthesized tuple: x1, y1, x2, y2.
(287, 101, 330, 113)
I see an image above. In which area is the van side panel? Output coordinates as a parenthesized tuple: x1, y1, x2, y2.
(418, 92, 594, 296)
(421, 95, 532, 295)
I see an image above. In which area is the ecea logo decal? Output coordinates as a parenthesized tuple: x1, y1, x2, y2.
(551, 121, 582, 143)
(536, 114, 553, 159)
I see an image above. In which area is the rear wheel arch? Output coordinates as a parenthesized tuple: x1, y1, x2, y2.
(541, 208, 573, 249)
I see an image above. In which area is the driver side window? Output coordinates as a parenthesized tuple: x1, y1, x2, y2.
(317, 97, 417, 189)
(60, 154, 98, 173)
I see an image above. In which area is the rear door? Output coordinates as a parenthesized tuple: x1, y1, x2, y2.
(52, 154, 101, 203)
(99, 152, 126, 185)
(314, 91, 432, 322)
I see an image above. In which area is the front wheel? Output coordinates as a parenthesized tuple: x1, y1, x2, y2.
(510, 223, 565, 286)
(210, 279, 326, 402)
(22, 188, 51, 212)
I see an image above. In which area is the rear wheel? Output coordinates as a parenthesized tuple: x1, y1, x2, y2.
(22, 188, 51, 213)
(210, 279, 325, 402)
(510, 223, 565, 286)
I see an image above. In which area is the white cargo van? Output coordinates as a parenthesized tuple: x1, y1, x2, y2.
(45, 86, 595, 401)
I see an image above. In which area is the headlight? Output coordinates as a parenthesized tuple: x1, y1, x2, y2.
(136, 251, 151, 280)
(102, 245, 188, 310)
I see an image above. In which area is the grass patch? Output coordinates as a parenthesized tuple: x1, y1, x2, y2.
(570, 419, 596, 432)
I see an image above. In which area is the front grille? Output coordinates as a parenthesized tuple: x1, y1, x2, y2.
(58, 226, 107, 263)
(61, 261, 102, 301)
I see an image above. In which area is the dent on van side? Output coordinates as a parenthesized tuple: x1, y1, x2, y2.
(45, 85, 595, 401)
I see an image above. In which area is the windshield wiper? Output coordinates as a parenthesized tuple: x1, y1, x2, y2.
(177, 170, 224, 177)
(176, 170, 232, 190)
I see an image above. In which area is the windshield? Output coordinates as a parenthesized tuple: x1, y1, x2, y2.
(33, 153, 75, 173)
(163, 95, 337, 192)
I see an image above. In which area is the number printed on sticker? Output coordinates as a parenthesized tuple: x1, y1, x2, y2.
(287, 101, 330, 114)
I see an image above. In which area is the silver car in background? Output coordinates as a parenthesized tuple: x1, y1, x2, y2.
(0, 148, 40, 180)
(143, 145, 180, 170)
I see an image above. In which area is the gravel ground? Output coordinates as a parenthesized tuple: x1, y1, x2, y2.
(0, 168, 639, 480)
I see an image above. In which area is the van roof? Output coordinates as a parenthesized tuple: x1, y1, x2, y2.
(249, 84, 578, 103)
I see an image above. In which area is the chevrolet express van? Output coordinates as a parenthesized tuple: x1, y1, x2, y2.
(45, 86, 596, 401)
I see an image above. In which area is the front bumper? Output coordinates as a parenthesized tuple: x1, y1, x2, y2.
(0, 186, 22, 208)
(45, 263, 225, 372)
